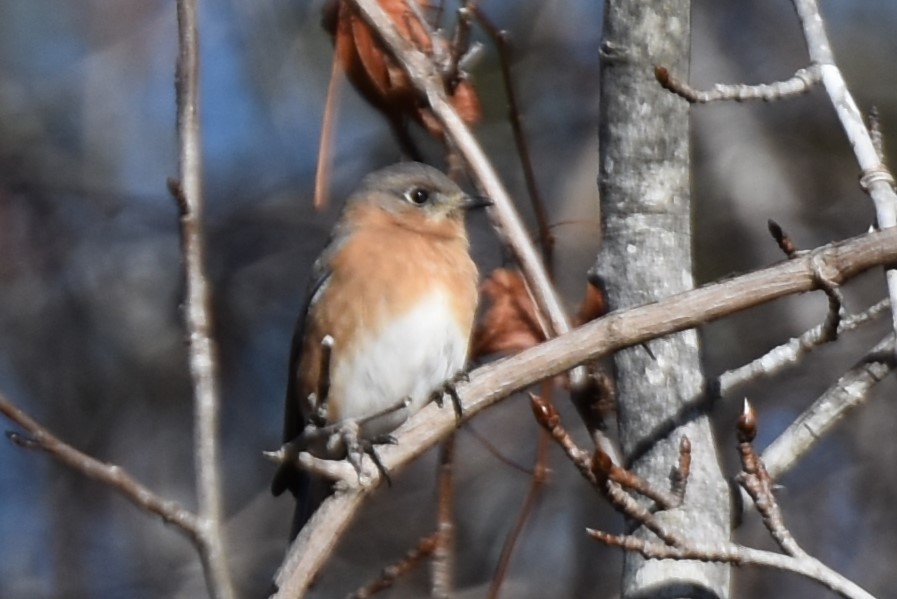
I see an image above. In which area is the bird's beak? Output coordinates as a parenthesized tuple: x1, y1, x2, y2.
(462, 195, 493, 210)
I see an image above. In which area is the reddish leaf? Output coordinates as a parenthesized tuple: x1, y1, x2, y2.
(328, 0, 481, 137)
(575, 279, 607, 325)
(471, 268, 545, 359)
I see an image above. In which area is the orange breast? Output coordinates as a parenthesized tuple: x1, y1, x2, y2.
(297, 203, 478, 428)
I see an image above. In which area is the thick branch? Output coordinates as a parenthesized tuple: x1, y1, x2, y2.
(272, 224, 897, 596)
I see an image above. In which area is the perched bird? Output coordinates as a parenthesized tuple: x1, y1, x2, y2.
(271, 162, 487, 537)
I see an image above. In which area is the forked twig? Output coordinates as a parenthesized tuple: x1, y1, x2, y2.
(587, 402, 876, 599)
(793, 0, 897, 345)
(530, 394, 684, 510)
(657, 0, 897, 351)
(587, 530, 874, 599)
(767, 219, 843, 342)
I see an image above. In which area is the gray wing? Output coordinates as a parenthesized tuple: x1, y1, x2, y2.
(270, 260, 331, 498)
(270, 212, 355, 498)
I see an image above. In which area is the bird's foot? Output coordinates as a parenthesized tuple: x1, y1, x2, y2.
(433, 370, 469, 421)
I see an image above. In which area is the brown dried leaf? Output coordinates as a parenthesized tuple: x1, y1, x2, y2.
(575, 278, 607, 325)
(471, 268, 544, 359)
(449, 78, 481, 126)
(328, 0, 480, 137)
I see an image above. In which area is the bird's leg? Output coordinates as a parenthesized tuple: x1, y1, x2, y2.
(309, 398, 410, 486)
(347, 398, 410, 486)
(323, 422, 396, 487)
(432, 370, 468, 420)
(331, 420, 372, 485)
(315, 335, 334, 411)
(361, 439, 393, 487)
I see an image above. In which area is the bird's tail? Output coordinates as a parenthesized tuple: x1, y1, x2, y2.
(288, 471, 334, 540)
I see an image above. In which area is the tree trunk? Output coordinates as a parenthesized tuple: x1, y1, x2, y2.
(595, 1, 731, 597)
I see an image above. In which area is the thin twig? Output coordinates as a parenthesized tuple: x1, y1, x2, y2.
(488, 383, 553, 598)
(530, 394, 595, 484)
(346, 533, 440, 599)
(472, 7, 554, 266)
(597, 477, 685, 547)
(809, 253, 845, 342)
(655, 64, 821, 103)
(172, 1, 233, 596)
(531, 392, 681, 511)
(463, 424, 534, 475)
(0, 392, 201, 540)
(736, 402, 806, 558)
(446, 3, 475, 88)
(718, 298, 889, 396)
(590, 446, 680, 510)
(768, 219, 843, 342)
(314, 58, 343, 211)
(431, 434, 456, 599)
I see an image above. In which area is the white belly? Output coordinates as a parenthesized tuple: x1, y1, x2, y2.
(330, 291, 468, 436)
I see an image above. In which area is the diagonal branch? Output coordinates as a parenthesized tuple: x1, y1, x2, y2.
(718, 299, 888, 396)
(761, 333, 896, 481)
(0, 392, 201, 541)
(271, 224, 897, 597)
(346, 0, 584, 388)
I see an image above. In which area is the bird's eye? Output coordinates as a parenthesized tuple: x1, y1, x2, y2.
(406, 187, 430, 205)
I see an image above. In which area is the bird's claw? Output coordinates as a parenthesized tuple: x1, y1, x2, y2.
(433, 370, 468, 421)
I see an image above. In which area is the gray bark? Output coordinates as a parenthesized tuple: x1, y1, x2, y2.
(595, 1, 731, 597)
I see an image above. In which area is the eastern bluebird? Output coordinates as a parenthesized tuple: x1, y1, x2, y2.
(271, 162, 486, 537)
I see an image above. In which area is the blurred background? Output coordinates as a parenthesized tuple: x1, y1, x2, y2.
(1, 0, 896, 597)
